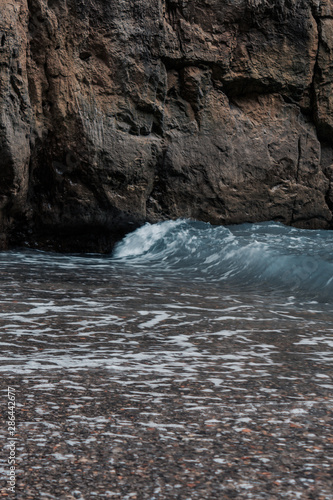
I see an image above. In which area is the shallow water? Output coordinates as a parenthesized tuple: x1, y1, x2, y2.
(0, 220, 333, 498)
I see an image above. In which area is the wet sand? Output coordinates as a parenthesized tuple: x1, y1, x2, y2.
(1, 366, 333, 499)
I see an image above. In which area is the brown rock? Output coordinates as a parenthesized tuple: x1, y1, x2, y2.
(0, 0, 333, 251)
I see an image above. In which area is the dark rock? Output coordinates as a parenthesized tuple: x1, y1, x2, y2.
(1, 0, 333, 252)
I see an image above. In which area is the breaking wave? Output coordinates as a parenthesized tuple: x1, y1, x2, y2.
(113, 219, 333, 301)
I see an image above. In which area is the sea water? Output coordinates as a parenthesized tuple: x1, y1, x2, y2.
(1, 220, 333, 498)
(0, 219, 332, 373)
(0, 218, 333, 377)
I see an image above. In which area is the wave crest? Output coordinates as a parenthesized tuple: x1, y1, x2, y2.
(113, 219, 333, 300)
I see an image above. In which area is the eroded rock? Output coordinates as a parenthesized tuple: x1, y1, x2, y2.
(0, 0, 333, 251)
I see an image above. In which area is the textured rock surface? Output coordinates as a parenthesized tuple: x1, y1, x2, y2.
(1, 0, 333, 251)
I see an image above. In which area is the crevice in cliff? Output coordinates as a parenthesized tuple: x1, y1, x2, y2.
(164, 0, 187, 57)
(296, 136, 302, 184)
(308, 6, 333, 227)
(146, 144, 171, 220)
(162, 54, 301, 102)
(291, 136, 302, 225)
(324, 189, 333, 228)
(321, 166, 333, 228)
(309, 4, 322, 138)
(165, 0, 186, 29)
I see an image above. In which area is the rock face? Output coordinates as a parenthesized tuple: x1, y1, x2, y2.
(1, 0, 333, 251)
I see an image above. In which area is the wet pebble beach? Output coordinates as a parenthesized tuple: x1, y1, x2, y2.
(1, 221, 333, 499)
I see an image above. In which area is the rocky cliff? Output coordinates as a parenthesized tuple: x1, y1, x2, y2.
(1, 0, 333, 252)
